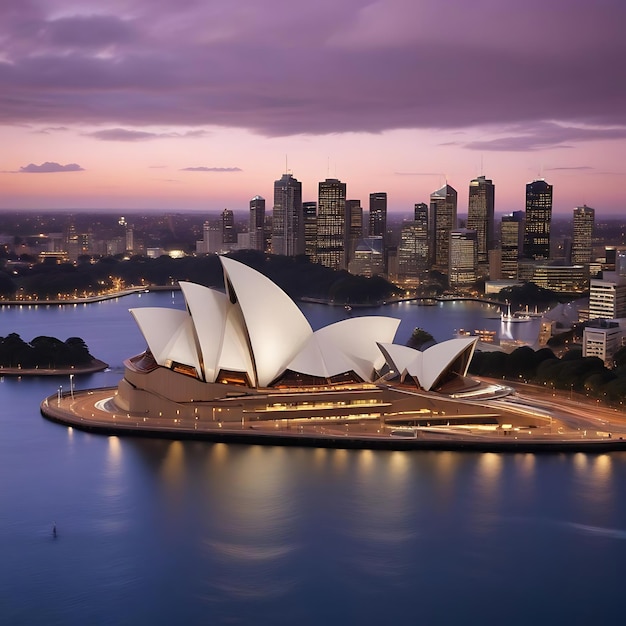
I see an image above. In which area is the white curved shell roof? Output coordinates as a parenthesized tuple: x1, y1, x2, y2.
(129, 307, 202, 378)
(220, 256, 313, 387)
(378, 337, 477, 391)
(129, 256, 475, 391)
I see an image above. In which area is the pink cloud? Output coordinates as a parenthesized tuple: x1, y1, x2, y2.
(18, 161, 85, 173)
(0, 1, 623, 142)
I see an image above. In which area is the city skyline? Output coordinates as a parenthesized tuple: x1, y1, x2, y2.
(1, 1, 625, 214)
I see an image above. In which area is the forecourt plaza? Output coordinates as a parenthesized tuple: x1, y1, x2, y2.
(42, 256, 626, 452)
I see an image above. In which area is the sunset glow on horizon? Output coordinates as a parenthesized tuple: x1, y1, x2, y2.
(1, 1, 625, 216)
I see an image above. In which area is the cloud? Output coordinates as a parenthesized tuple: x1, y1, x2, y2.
(544, 166, 594, 171)
(18, 161, 85, 173)
(41, 14, 134, 49)
(180, 166, 242, 172)
(32, 126, 69, 134)
(86, 128, 209, 141)
(0, 2, 624, 138)
(464, 122, 626, 152)
(88, 129, 159, 141)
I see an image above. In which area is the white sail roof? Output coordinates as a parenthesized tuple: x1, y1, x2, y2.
(129, 308, 202, 378)
(179, 282, 228, 382)
(220, 256, 313, 387)
(128, 256, 476, 392)
(285, 316, 398, 380)
(378, 337, 477, 391)
(179, 281, 255, 384)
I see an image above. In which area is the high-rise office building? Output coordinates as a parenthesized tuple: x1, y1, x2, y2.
(414, 202, 428, 223)
(249, 195, 265, 252)
(221, 209, 236, 247)
(317, 178, 347, 270)
(571, 205, 595, 266)
(501, 211, 524, 279)
(345, 199, 363, 266)
(272, 173, 303, 256)
(467, 175, 495, 266)
(523, 179, 553, 260)
(429, 184, 457, 272)
(125, 226, 135, 253)
(369, 193, 387, 241)
(396, 203, 429, 282)
(303, 201, 317, 261)
(449, 228, 477, 288)
(397, 221, 428, 283)
(589, 272, 626, 320)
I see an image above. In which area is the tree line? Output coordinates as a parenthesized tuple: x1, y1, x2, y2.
(0, 334, 94, 369)
(469, 345, 626, 405)
(0, 250, 400, 304)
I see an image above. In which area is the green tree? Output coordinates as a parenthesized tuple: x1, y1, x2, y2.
(406, 328, 435, 350)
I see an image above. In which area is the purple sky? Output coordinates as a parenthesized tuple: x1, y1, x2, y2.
(1, 0, 625, 215)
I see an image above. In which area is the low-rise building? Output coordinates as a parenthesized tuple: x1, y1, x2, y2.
(583, 319, 626, 366)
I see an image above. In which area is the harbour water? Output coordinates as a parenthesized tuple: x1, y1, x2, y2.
(1, 293, 625, 625)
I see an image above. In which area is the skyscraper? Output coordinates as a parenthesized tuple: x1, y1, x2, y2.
(221, 209, 236, 247)
(429, 184, 458, 272)
(414, 202, 429, 270)
(397, 203, 429, 282)
(303, 201, 317, 262)
(449, 228, 477, 288)
(317, 178, 347, 270)
(571, 205, 595, 266)
(501, 211, 524, 279)
(369, 192, 387, 241)
(272, 173, 303, 257)
(467, 175, 495, 266)
(523, 179, 553, 260)
(345, 199, 363, 266)
(249, 195, 265, 252)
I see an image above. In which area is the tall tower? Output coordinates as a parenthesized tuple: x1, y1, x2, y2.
(414, 202, 429, 269)
(429, 184, 458, 272)
(369, 193, 387, 241)
(249, 196, 265, 252)
(449, 228, 478, 288)
(501, 211, 524, 279)
(345, 199, 363, 266)
(571, 205, 595, 266)
(398, 210, 429, 284)
(221, 209, 236, 247)
(523, 179, 553, 260)
(272, 173, 303, 256)
(317, 178, 347, 270)
(303, 201, 317, 262)
(467, 175, 495, 266)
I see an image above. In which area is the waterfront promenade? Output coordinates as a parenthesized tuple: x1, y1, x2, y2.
(41, 384, 626, 452)
(0, 285, 177, 307)
(0, 359, 108, 377)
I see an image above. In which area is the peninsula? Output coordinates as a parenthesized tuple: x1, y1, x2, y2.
(41, 256, 626, 452)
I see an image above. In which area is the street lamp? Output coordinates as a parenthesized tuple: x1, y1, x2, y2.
(69, 374, 74, 400)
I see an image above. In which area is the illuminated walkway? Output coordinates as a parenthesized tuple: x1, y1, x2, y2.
(41, 386, 626, 452)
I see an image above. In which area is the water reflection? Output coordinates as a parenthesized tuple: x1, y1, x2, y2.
(333, 450, 416, 589)
(572, 452, 614, 512)
(201, 445, 301, 602)
(467, 453, 504, 536)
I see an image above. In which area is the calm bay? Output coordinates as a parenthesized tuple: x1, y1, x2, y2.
(1, 292, 625, 625)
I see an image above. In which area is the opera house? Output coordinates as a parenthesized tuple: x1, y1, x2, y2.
(113, 256, 508, 427)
